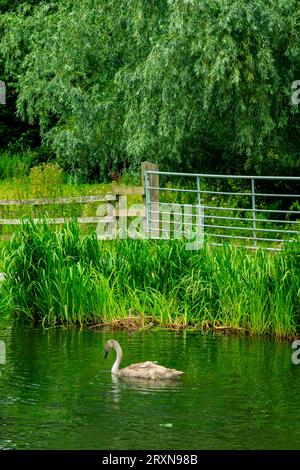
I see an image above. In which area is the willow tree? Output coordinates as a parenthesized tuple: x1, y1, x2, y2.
(119, 0, 300, 174)
(1, 0, 167, 178)
(0, 1, 47, 151)
(1, 0, 300, 178)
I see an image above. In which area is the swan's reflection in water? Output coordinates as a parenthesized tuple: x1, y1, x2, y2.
(110, 373, 183, 403)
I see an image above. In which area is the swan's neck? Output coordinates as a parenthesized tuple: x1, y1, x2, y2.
(112, 342, 123, 374)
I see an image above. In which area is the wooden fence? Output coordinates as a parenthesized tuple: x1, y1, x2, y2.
(0, 162, 158, 228)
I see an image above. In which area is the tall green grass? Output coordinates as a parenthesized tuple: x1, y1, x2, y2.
(0, 220, 299, 337)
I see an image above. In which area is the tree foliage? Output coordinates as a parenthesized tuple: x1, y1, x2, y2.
(0, 1, 48, 153)
(1, 0, 300, 179)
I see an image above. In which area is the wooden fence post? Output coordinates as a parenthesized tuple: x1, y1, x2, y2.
(141, 162, 159, 238)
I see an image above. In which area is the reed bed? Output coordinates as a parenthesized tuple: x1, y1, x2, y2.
(0, 220, 299, 337)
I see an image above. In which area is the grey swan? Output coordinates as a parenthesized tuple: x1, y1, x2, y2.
(104, 339, 184, 380)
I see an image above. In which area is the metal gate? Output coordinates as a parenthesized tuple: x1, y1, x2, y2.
(144, 171, 300, 250)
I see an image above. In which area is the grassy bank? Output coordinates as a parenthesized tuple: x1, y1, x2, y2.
(0, 220, 299, 338)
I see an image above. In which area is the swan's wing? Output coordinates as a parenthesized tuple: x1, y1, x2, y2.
(122, 361, 156, 370)
(137, 361, 156, 369)
(120, 361, 183, 379)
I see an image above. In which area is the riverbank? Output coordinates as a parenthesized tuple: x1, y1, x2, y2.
(0, 220, 299, 338)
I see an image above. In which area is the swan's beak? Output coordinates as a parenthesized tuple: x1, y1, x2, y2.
(104, 350, 108, 359)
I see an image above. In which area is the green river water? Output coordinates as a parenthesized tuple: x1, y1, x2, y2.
(0, 325, 299, 450)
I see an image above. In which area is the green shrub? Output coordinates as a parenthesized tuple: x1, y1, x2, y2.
(0, 151, 34, 180)
(29, 163, 64, 198)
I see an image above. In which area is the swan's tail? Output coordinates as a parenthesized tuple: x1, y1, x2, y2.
(169, 369, 184, 379)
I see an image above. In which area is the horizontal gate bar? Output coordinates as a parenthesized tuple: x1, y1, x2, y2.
(145, 171, 300, 181)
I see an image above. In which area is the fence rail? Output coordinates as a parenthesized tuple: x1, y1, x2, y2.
(0, 187, 145, 230)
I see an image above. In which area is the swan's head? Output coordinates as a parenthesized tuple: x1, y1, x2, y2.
(104, 339, 119, 359)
